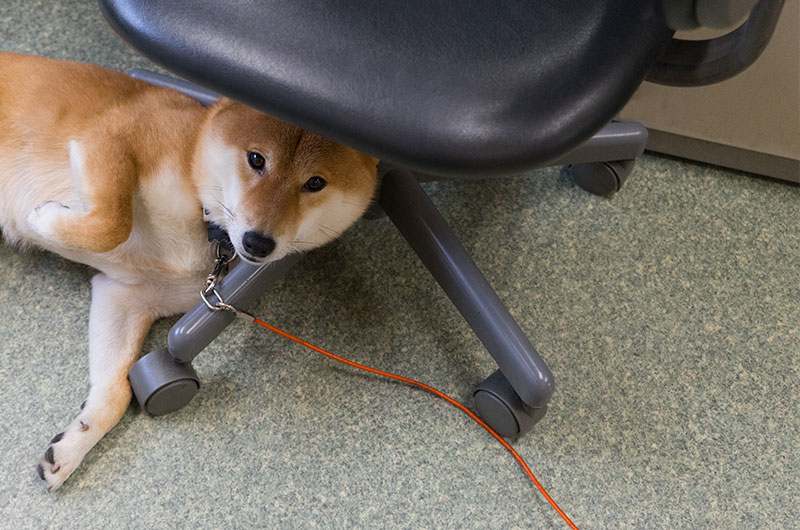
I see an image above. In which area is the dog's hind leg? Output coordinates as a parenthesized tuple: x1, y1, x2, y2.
(36, 273, 159, 492)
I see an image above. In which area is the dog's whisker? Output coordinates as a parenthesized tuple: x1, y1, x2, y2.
(319, 225, 343, 239)
(214, 208, 234, 223)
(318, 225, 352, 250)
(209, 194, 236, 221)
(286, 242, 308, 255)
(222, 204, 236, 220)
(319, 224, 337, 234)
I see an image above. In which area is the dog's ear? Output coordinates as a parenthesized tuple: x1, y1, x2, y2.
(357, 154, 380, 170)
(358, 154, 380, 175)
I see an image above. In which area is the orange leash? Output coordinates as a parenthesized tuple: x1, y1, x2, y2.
(249, 316, 579, 529)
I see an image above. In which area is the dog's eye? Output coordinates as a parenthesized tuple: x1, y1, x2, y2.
(247, 151, 266, 172)
(303, 176, 327, 192)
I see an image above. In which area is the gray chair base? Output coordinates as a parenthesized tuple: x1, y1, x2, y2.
(128, 70, 648, 437)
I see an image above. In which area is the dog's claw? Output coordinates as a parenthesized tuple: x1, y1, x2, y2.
(38, 416, 95, 492)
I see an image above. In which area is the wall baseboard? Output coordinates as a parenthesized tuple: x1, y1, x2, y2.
(645, 129, 799, 184)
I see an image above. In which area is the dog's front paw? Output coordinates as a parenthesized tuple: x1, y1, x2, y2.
(27, 201, 72, 242)
(36, 417, 94, 492)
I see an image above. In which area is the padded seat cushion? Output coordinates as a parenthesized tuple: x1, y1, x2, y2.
(100, 0, 673, 176)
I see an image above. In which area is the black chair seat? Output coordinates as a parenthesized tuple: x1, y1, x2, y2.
(100, 0, 673, 177)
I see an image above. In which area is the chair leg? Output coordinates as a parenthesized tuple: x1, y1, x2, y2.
(129, 253, 304, 415)
(379, 168, 554, 437)
(167, 254, 305, 362)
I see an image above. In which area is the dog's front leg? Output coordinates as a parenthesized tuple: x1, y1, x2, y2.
(26, 141, 136, 254)
(36, 273, 158, 492)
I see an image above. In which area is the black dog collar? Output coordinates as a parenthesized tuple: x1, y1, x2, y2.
(207, 222, 235, 253)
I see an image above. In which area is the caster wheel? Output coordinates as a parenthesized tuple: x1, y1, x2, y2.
(473, 369, 547, 438)
(129, 348, 200, 416)
(571, 159, 635, 196)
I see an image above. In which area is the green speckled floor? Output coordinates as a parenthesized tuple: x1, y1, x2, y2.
(1, 2, 798, 528)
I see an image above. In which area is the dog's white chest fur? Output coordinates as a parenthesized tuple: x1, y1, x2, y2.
(105, 163, 215, 283)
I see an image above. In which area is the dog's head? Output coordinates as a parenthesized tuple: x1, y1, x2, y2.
(193, 99, 379, 264)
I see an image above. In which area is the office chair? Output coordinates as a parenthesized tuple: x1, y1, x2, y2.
(98, 0, 783, 437)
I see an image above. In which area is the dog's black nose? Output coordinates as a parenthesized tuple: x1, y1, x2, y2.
(242, 231, 276, 258)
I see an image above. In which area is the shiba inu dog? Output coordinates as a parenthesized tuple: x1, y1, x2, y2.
(0, 52, 378, 491)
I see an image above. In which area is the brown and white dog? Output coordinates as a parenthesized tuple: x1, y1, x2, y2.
(0, 52, 378, 491)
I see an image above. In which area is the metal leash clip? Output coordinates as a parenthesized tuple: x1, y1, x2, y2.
(200, 242, 238, 313)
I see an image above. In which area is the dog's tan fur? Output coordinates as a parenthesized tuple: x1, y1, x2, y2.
(0, 52, 378, 491)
